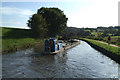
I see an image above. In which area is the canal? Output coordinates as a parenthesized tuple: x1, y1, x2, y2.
(2, 40, 120, 78)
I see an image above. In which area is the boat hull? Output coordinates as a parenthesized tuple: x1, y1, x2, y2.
(44, 41, 80, 55)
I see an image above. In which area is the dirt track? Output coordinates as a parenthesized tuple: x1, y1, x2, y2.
(92, 40, 120, 48)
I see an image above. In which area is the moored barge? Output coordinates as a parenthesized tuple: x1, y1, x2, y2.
(44, 38, 80, 54)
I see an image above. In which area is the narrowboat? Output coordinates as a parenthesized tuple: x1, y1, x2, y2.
(44, 37, 63, 54)
(44, 38, 80, 54)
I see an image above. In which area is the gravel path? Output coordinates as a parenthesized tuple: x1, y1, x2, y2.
(92, 40, 120, 48)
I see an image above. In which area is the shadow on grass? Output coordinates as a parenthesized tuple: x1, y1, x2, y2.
(2, 28, 33, 39)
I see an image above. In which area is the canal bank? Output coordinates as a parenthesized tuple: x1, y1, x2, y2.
(1, 27, 46, 54)
(2, 40, 44, 54)
(80, 38, 120, 64)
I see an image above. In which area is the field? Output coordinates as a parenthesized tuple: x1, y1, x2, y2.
(86, 35, 120, 46)
(1, 27, 44, 53)
(83, 38, 120, 55)
(103, 36, 120, 46)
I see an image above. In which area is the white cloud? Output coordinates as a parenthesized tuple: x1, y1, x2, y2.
(0, 21, 29, 29)
(67, 0, 119, 28)
(0, 7, 34, 28)
(1, 0, 94, 2)
(0, 7, 34, 16)
(1, 20, 22, 26)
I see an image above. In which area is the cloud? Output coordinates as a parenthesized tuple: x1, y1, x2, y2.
(1, 0, 93, 2)
(0, 7, 34, 28)
(1, 20, 29, 29)
(0, 7, 34, 16)
(67, 0, 119, 28)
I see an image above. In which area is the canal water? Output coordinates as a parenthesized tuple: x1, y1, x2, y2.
(2, 40, 120, 78)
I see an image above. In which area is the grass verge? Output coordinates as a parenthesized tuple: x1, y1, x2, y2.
(82, 38, 120, 55)
(1, 27, 45, 53)
(2, 38, 44, 53)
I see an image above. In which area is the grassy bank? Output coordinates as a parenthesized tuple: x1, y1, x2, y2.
(103, 36, 120, 46)
(87, 36, 120, 46)
(81, 38, 120, 55)
(1, 27, 45, 53)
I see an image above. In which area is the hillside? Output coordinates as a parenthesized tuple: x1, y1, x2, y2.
(2, 27, 32, 39)
(1, 27, 43, 53)
(66, 26, 120, 46)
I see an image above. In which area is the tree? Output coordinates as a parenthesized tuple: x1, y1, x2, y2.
(27, 14, 47, 38)
(37, 7, 68, 37)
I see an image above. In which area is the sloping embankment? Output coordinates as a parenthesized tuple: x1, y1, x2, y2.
(2, 27, 44, 54)
(80, 39, 120, 64)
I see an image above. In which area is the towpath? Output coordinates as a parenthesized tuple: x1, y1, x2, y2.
(92, 39, 120, 48)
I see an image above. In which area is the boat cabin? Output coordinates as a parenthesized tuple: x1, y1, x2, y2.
(45, 38, 63, 53)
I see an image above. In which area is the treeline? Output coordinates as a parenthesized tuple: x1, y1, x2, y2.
(62, 27, 90, 39)
(64, 26, 120, 45)
(64, 26, 120, 39)
(96, 26, 120, 37)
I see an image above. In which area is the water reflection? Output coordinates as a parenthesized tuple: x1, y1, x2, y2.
(118, 65, 120, 79)
(2, 40, 119, 78)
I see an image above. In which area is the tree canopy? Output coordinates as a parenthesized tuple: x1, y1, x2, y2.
(37, 7, 68, 37)
(27, 14, 47, 38)
(27, 7, 68, 38)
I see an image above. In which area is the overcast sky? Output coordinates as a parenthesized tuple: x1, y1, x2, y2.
(0, 0, 119, 29)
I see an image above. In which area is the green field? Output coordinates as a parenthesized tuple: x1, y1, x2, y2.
(82, 38, 120, 55)
(110, 36, 120, 38)
(2, 27, 32, 38)
(86, 35, 120, 46)
(1, 27, 44, 53)
(103, 36, 120, 46)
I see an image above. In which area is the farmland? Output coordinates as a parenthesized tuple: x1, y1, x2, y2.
(1, 27, 44, 53)
(66, 26, 120, 46)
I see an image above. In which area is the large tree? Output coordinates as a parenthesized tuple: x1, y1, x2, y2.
(27, 14, 47, 38)
(37, 7, 68, 37)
